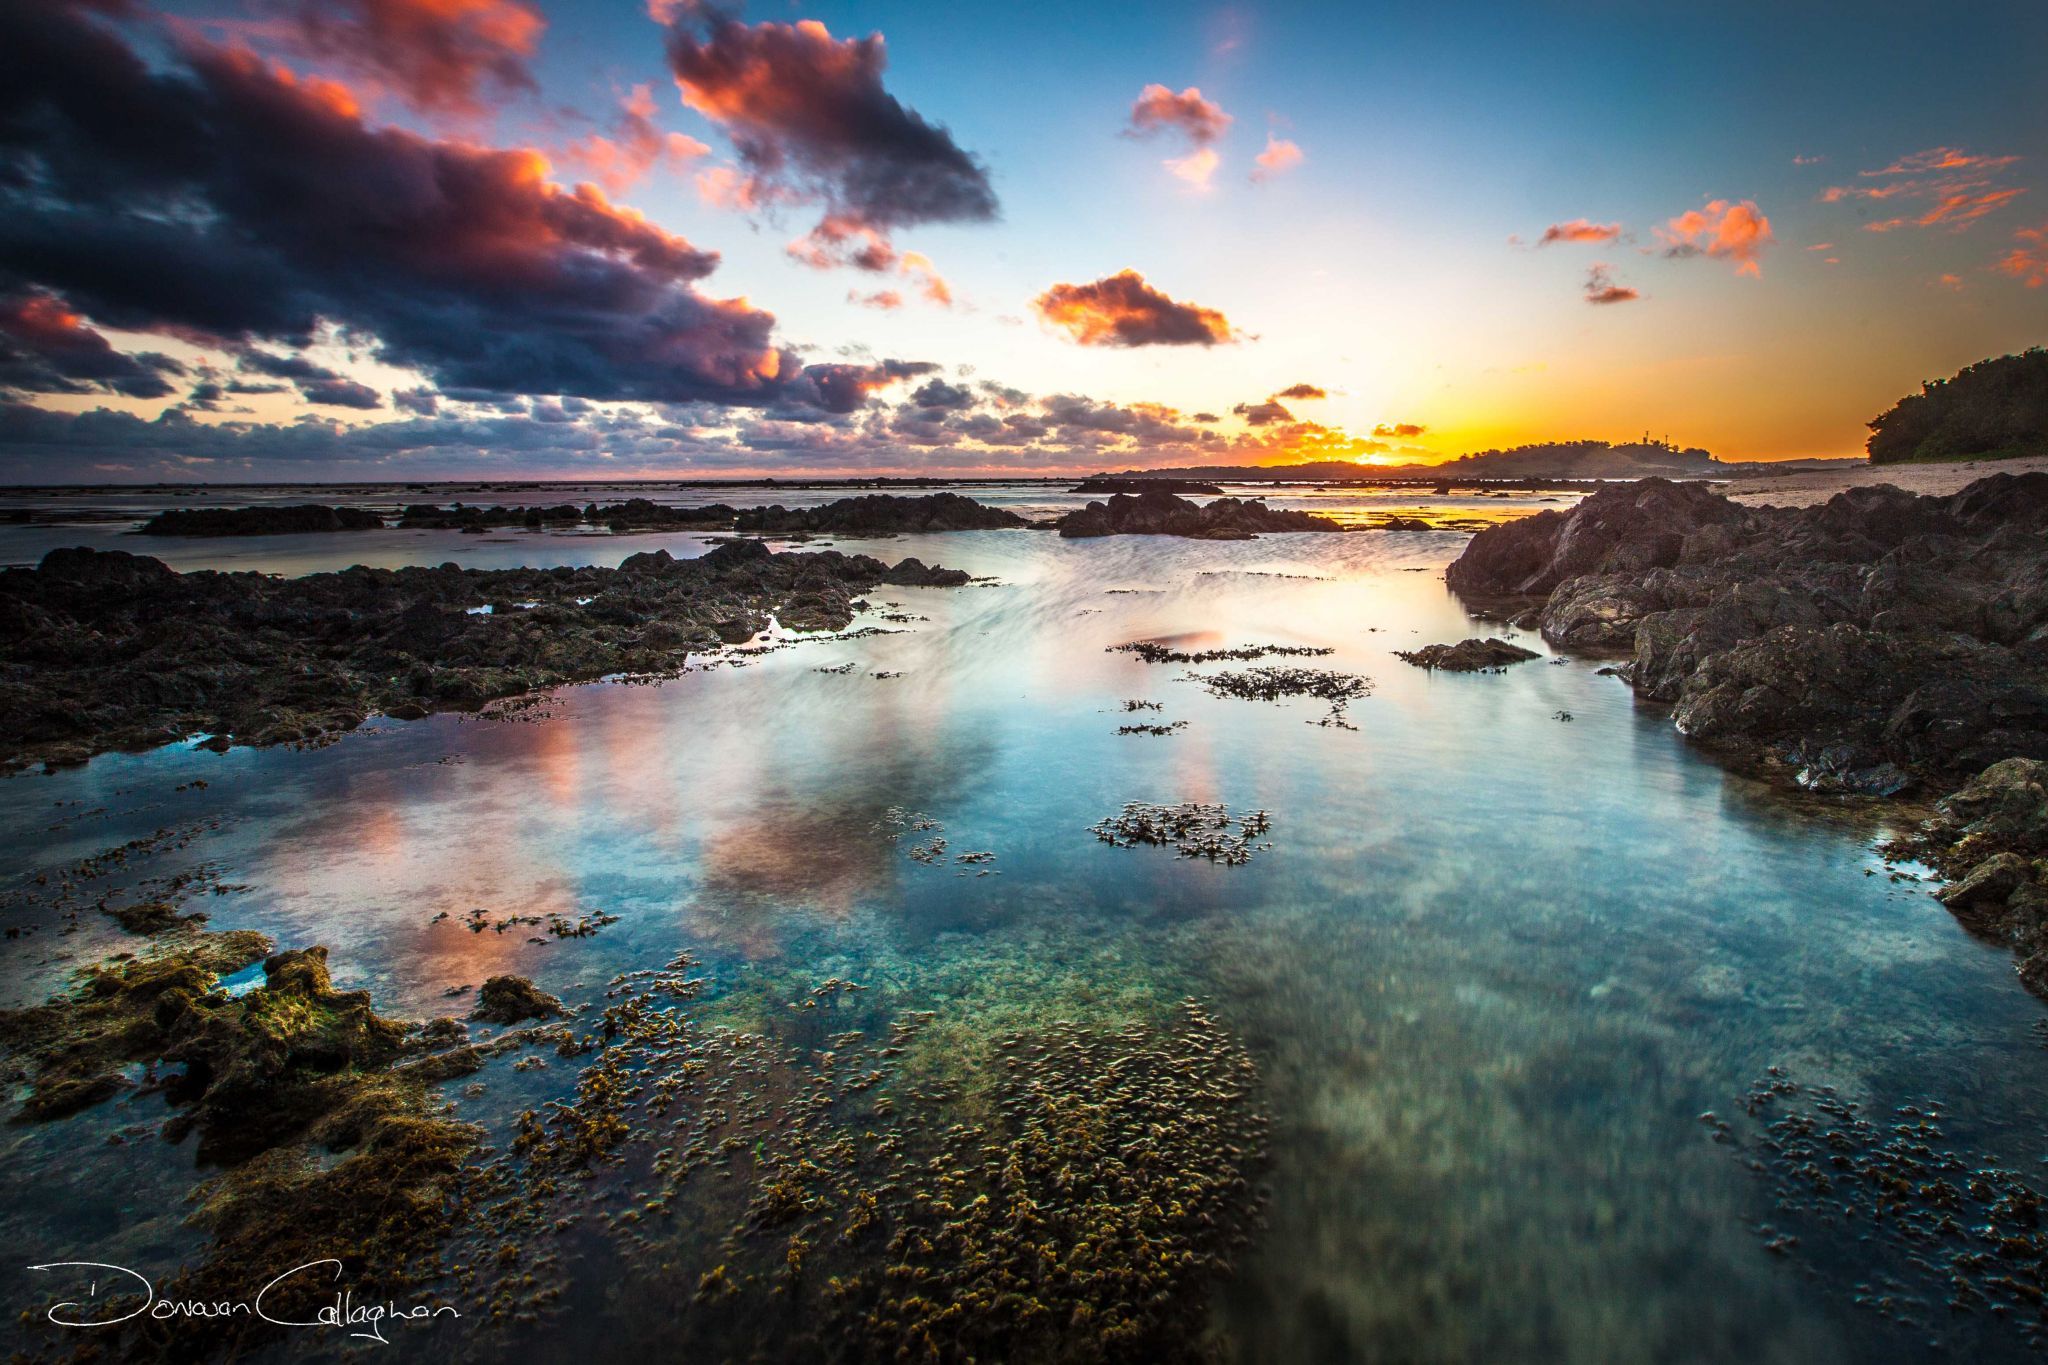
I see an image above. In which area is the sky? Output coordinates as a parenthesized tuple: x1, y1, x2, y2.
(1, 0, 2044, 481)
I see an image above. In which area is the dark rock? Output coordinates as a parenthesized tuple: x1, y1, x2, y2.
(0, 542, 969, 771)
(881, 557, 970, 587)
(1395, 638, 1541, 671)
(1446, 474, 2048, 996)
(1056, 491, 1342, 539)
(1444, 478, 1745, 597)
(1070, 477, 1226, 496)
(138, 505, 385, 536)
(471, 975, 565, 1024)
(734, 492, 1028, 535)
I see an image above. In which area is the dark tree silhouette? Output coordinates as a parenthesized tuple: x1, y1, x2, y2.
(1868, 348, 2048, 464)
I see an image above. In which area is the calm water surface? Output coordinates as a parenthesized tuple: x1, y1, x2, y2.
(1, 519, 2043, 1362)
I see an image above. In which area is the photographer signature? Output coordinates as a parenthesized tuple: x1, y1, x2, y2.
(27, 1260, 459, 1345)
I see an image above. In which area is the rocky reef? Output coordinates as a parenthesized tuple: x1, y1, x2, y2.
(733, 491, 1030, 535)
(396, 492, 1030, 536)
(0, 539, 968, 772)
(1070, 476, 1227, 496)
(1396, 638, 1541, 671)
(138, 504, 386, 536)
(0, 929, 484, 1355)
(1888, 758, 2048, 994)
(1446, 474, 2048, 991)
(1057, 490, 1343, 539)
(1445, 475, 2048, 795)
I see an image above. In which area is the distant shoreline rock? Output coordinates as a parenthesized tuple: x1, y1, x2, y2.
(1070, 477, 1225, 496)
(137, 505, 385, 536)
(1056, 490, 1343, 539)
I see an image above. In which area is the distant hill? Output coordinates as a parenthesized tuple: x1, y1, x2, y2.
(1100, 438, 1853, 483)
(1868, 348, 2048, 464)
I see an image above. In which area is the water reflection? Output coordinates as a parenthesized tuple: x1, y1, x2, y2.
(0, 524, 2042, 1363)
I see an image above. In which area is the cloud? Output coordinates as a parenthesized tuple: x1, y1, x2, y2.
(1657, 199, 1773, 276)
(1538, 219, 1622, 246)
(1371, 422, 1425, 437)
(1793, 154, 1825, 166)
(276, 0, 544, 115)
(1232, 399, 1291, 426)
(1821, 147, 2025, 234)
(909, 378, 973, 410)
(393, 385, 439, 415)
(1164, 146, 1219, 189)
(559, 84, 710, 194)
(1583, 264, 1640, 304)
(1032, 270, 1236, 347)
(1999, 222, 2048, 288)
(796, 359, 936, 413)
(665, 15, 996, 265)
(237, 348, 385, 408)
(301, 376, 383, 408)
(1862, 147, 2021, 177)
(847, 288, 903, 310)
(1250, 135, 1302, 183)
(1917, 187, 2027, 229)
(1124, 85, 1231, 146)
(0, 0, 812, 409)
(0, 289, 186, 398)
(1274, 383, 1324, 400)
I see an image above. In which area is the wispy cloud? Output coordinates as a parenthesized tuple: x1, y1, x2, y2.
(1822, 147, 2025, 234)
(1538, 219, 1622, 246)
(1583, 264, 1640, 304)
(1999, 222, 2048, 287)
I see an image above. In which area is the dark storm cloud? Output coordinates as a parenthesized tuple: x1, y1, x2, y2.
(274, 0, 545, 116)
(666, 14, 998, 253)
(908, 378, 973, 410)
(797, 359, 939, 414)
(0, 289, 186, 399)
(0, 0, 808, 409)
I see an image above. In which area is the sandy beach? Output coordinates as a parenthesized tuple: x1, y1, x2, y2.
(1721, 455, 2048, 507)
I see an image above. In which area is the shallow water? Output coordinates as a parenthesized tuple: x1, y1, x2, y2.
(3, 523, 2045, 1362)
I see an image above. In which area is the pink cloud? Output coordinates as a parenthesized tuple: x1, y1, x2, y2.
(559, 84, 708, 194)
(1250, 135, 1303, 183)
(1999, 222, 2048, 288)
(1538, 218, 1622, 246)
(1861, 147, 2021, 177)
(1125, 84, 1232, 146)
(1658, 199, 1773, 276)
(1165, 146, 1220, 189)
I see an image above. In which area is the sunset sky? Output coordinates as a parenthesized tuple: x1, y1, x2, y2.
(2, 0, 2044, 480)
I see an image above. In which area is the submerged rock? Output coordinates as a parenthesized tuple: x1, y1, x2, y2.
(1056, 490, 1343, 539)
(1395, 638, 1541, 671)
